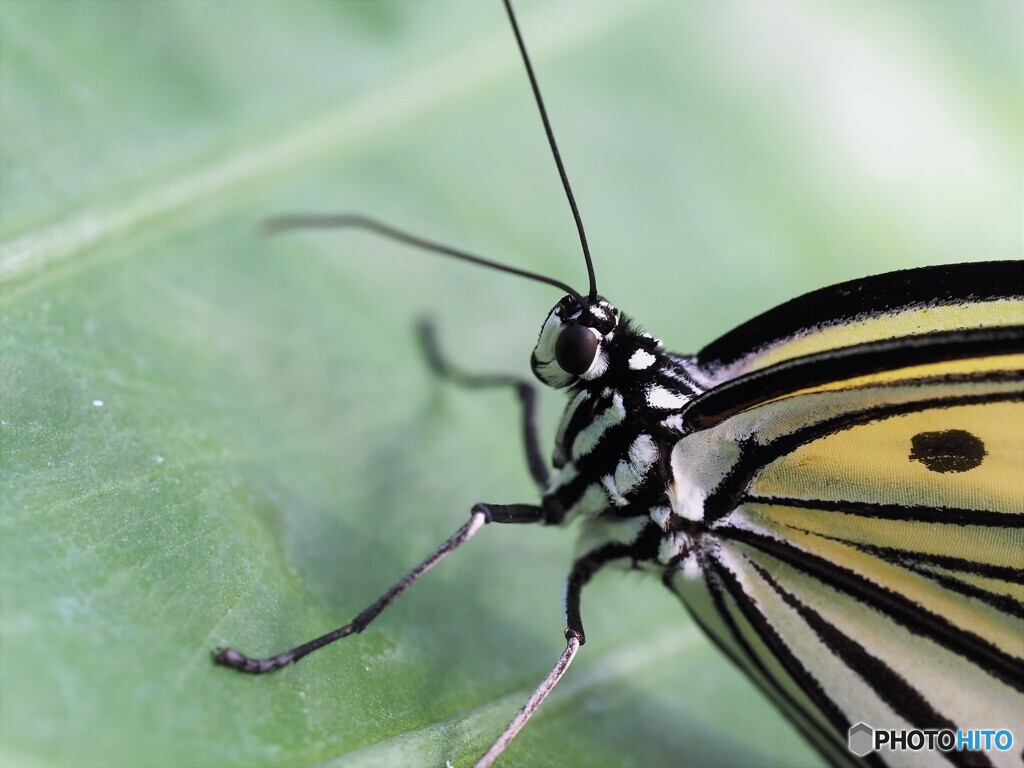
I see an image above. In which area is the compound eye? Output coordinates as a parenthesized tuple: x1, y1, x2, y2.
(555, 324, 599, 376)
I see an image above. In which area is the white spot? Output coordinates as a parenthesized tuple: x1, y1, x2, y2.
(152, 455, 165, 465)
(646, 385, 687, 410)
(681, 551, 703, 580)
(582, 347, 609, 379)
(91, 399, 104, 407)
(658, 532, 691, 565)
(567, 483, 608, 518)
(659, 362, 699, 389)
(628, 433, 657, 469)
(553, 390, 589, 466)
(673, 481, 707, 522)
(571, 392, 625, 459)
(547, 461, 578, 493)
(611, 461, 638, 502)
(604, 434, 658, 506)
(661, 414, 685, 432)
(629, 349, 657, 370)
(601, 473, 629, 507)
(649, 505, 672, 529)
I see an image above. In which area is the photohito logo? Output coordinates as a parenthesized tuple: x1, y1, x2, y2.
(848, 723, 1014, 756)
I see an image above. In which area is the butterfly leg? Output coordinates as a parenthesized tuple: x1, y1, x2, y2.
(418, 319, 550, 490)
(474, 542, 634, 767)
(214, 502, 543, 674)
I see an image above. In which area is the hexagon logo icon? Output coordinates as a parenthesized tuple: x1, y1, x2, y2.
(848, 722, 874, 756)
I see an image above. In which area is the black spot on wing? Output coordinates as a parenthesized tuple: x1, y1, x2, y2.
(910, 429, 986, 473)
(703, 389, 1024, 524)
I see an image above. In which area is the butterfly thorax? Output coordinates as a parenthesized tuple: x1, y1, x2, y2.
(530, 297, 704, 550)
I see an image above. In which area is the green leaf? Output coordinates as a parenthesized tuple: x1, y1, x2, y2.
(1, 2, 1018, 767)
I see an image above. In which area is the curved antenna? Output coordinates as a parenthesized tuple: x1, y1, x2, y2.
(265, 213, 585, 303)
(504, 0, 597, 302)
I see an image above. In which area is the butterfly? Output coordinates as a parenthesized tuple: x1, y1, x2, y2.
(216, 2, 1024, 766)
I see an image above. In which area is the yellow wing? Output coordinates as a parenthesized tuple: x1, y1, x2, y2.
(665, 262, 1024, 767)
(694, 261, 1022, 376)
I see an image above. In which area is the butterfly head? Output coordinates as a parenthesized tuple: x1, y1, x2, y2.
(531, 296, 622, 388)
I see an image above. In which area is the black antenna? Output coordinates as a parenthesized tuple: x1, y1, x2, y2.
(504, 0, 597, 302)
(265, 214, 585, 303)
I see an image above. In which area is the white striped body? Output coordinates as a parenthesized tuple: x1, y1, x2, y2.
(531, 263, 1024, 768)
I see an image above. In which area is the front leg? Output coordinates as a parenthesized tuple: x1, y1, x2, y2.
(418, 319, 550, 490)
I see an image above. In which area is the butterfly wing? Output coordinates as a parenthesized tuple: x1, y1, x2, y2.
(663, 262, 1024, 767)
(690, 260, 1023, 388)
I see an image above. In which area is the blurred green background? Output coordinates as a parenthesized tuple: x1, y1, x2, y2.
(1, 1, 1020, 767)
